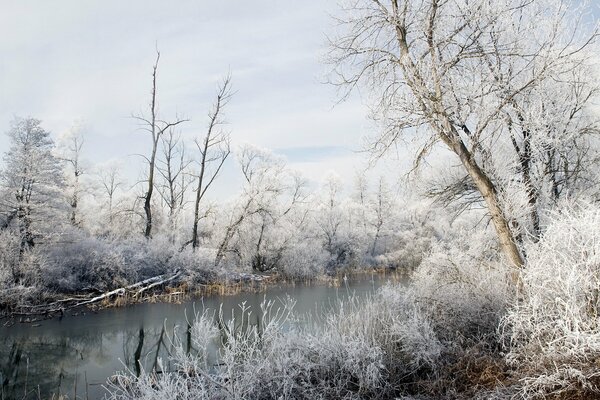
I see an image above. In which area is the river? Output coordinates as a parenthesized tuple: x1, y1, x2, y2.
(0, 273, 400, 400)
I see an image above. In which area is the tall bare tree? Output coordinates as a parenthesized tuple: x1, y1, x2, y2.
(156, 129, 192, 241)
(370, 177, 393, 257)
(189, 76, 233, 250)
(133, 50, 188, 238)
(58, 127, 85, 226)
(97, 163, 123, 224)
(328, 0, 599, 272)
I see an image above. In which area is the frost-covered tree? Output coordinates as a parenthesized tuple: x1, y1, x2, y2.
(214, 145, 307, 270)
(316, 172, 343, 257)
(315, 172, 361, 270)
(57, 123, 85, 227)
(0, 117, 65, 262)
(328, 0, 600, 273)
(90, 160, 128, 236)
(245, 169, 307, 272)
(368, 177, 395, 256)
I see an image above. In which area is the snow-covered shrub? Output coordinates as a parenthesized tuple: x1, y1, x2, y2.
(114, 236, 177, 282)
(324, 285, 442, 385)
(373, 229, 432, 271)
(279, 237, 328, 279)
(500, 202, 600, 398)
(16, 248, 46, 287)
(413, 227, 512, 343)
(46, 236, 125, 292)
(0, 238, 46, 312)
(0, 229, 21, 284)
(377, 286, 442, 371)
(169, 247, 220, 284)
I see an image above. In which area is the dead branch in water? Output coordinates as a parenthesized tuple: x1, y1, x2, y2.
(134, 271, 182, 297)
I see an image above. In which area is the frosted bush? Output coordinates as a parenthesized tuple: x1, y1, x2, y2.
(16, 248, 45, 287)
(373, 232, 430, 271)
(413, 228, 512, 342)
(106, 287, 444, 399)
(500, 202, 600, 397)
(0, 229, 20, 284)
(279, 238, 328, 279)
(168, 247, 219, 284)
(190, 310, 220, 354)
(0, 229, 46, 289)
(115, 235, 176, 281)
(164, 309, 220, 377)
(383, 289, 442, 370)
(0, 246, 46, 312)
(327, 285, 442, 383)
(46, 236, 125, 292)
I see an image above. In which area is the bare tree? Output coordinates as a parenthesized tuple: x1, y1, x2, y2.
(58, 127, 85, 226)
(189, 76, 233, 250)
(316, 173, 344, 259)
(370, 177, 393, 257)
(97, 163, 124, 224)
(156, 129, 192, 241)
(328, 0, 599, 272)
(133, 50, 188, 238)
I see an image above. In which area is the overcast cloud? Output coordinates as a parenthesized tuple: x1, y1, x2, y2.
(0, 1, 396, 198)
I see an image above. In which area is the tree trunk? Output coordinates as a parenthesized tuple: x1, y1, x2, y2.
(215, 202, 249, 267)
(448, 133, 524, 271)
(510, 112, 540, 240)
(70, 192, 78, 226)
(214, 216, 244, 267)
(144, 134, 158, 239)
(191, 138, 208, 250)
(144, 53, 160, 239)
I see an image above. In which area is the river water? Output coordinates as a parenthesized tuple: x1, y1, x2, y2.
(0, 273, 399, 400)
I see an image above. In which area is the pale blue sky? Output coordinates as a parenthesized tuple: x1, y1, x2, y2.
(0, 1, 389, 198)
(2, 1, 596, 199)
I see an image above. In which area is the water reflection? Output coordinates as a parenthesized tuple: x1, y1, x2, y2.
(0, 274, 396, 400)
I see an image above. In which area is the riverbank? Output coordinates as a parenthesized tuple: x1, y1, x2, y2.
(0, 267, 407, 324)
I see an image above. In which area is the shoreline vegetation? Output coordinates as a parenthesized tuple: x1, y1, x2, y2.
(0, 265, 406, 324)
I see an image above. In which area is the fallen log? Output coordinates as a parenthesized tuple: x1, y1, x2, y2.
(73, 270, 183, 307)
(72, 287, 126, 307)
(125, 273, 177, 290)
(9, 271, 184, 318)
(135, 271, 182, 296)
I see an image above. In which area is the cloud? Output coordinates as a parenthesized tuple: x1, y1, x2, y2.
(0, 1, 396, 201)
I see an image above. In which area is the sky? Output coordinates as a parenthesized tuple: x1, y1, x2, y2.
(0, 1, 406, 199)
(3, 2, 597, 201)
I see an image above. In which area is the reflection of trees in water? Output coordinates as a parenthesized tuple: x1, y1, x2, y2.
(1, 336, 78, 398)
(0, 330, 121, 399)
(0, 324, 191, 399)
(120, 325, 176, 376)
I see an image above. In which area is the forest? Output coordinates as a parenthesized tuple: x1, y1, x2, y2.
(2, 0, 600, 399)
